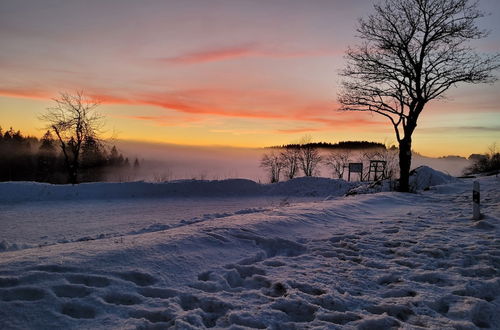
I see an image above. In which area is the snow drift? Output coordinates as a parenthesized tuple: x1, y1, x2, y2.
(0, 177, 357, 203)
(0, 166, 459, 204)
(409, 165, 458, 191)
(0, 175, 498, 329)
(346, 166, 458, 195)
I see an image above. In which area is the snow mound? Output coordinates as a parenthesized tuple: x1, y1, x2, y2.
(0, 177, 354, 203)
(0, 179, 262, 203)
(345, 179, 394, 196)
(409, 165, 457, 191)
(267, 177, 355, 197)
(346, 166, 457, 195)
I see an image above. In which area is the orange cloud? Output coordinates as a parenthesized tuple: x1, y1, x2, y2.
(0, 87, 52, 100)
(0, 87, 386, 131)
(118, 115, 203, 127)
(161, 44, 338, 64)
(275, 127, 327, 134)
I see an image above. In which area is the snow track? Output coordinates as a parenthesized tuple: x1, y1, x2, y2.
(0, 176, 498, 329)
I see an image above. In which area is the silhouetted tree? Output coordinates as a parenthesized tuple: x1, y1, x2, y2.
(338, 0, 500, 192)
(40, 91, 103, 184)
(260, 152, 284, 183)
(0, 125, 133, 183)
(466, 143, 500, 174)
(80, 136, 107, 181)
(3, 127, 13, 141)
(272, 141, 385, 150)
(107, 145, 127, 168)
(324, 150, 351, 179)
(0, 127, 37, 181)
(280, 147, 301, 180)
(108, 146, 119, 166)
(39, 131, 56, 152)
(298, 138, 322, 176)
(36, 131, 57, 182)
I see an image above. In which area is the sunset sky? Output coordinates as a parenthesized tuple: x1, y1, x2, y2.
(1, 0, 499, 157)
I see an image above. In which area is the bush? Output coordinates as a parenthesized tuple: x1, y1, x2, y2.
(466, 144, 500, 175)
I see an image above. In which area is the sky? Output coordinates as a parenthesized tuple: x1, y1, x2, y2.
(0, 0, 499, 157)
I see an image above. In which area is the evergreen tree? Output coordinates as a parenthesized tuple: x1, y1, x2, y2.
(37, 131, 57, 182)
(80, 136, 106, 182)
(108, 146, 120, 166)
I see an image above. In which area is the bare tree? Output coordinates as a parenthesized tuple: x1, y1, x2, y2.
(299, 144, 322, 177)
(280, 147, 301, 180)
(338, 0, 499, 192)
(40, 91, 103, 184)
(324, 149, 351, 179)
(260, 151, 284, 183)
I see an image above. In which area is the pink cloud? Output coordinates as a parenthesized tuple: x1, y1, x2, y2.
(0, 87, 386, 132)
(163, 45, 257, 64)
(161, 44, 338, 65)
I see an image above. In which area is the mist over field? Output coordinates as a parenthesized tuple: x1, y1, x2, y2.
(114, 140, 265, 182)
(113, 140, 471, 182)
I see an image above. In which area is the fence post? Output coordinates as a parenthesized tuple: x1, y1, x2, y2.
(473, 181, 480, 220)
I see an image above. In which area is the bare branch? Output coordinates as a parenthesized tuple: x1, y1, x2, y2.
(39, 91, 104, 184)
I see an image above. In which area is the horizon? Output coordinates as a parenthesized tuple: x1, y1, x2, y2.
(1, 0, 499, 158)
(0, 127, 483, 159)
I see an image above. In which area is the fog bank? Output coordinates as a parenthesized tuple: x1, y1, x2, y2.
(112, 140, 471, 182)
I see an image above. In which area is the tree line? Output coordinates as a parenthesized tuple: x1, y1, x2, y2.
(260, 142, 399, 183)
(262, 140, 499, 184)
(269, 141, 386, 150)
(0, 126, 138, 183)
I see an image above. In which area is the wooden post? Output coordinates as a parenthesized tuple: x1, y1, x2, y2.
(473, 181, 480, 220)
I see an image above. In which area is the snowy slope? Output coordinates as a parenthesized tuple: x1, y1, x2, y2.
(0, 196, 319, 250)
(0, 175, 499, 329)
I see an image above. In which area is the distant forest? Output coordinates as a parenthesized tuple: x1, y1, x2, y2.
(0, 126, 138, 183)
(269, 141, 387, 150)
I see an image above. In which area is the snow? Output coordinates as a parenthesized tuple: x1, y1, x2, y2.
(0, 177, 356, 203)
(0, 173, 499, 329)
(345, 166, 458, 196)
(0, 197, 318, 250)
(409, 165, 458, 191)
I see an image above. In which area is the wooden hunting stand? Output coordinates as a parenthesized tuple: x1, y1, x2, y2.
(348, 163, 363, 181)
(368, 160, 386, 181)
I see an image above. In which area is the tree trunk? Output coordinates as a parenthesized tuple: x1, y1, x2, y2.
(398, 137, 412, 192)
(68, 163, 78, 185)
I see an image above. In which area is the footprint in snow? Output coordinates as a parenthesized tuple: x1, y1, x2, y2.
(51, 284, 92, 298)
(65, 274, 111, 287)
(0, 287, 46, 301)
(103, 292, 143, 305)
(61, 302, 97, 319)
(113, 271, 158, 286)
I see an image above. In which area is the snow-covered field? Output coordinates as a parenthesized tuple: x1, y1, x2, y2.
(0, 171, 499, 329)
